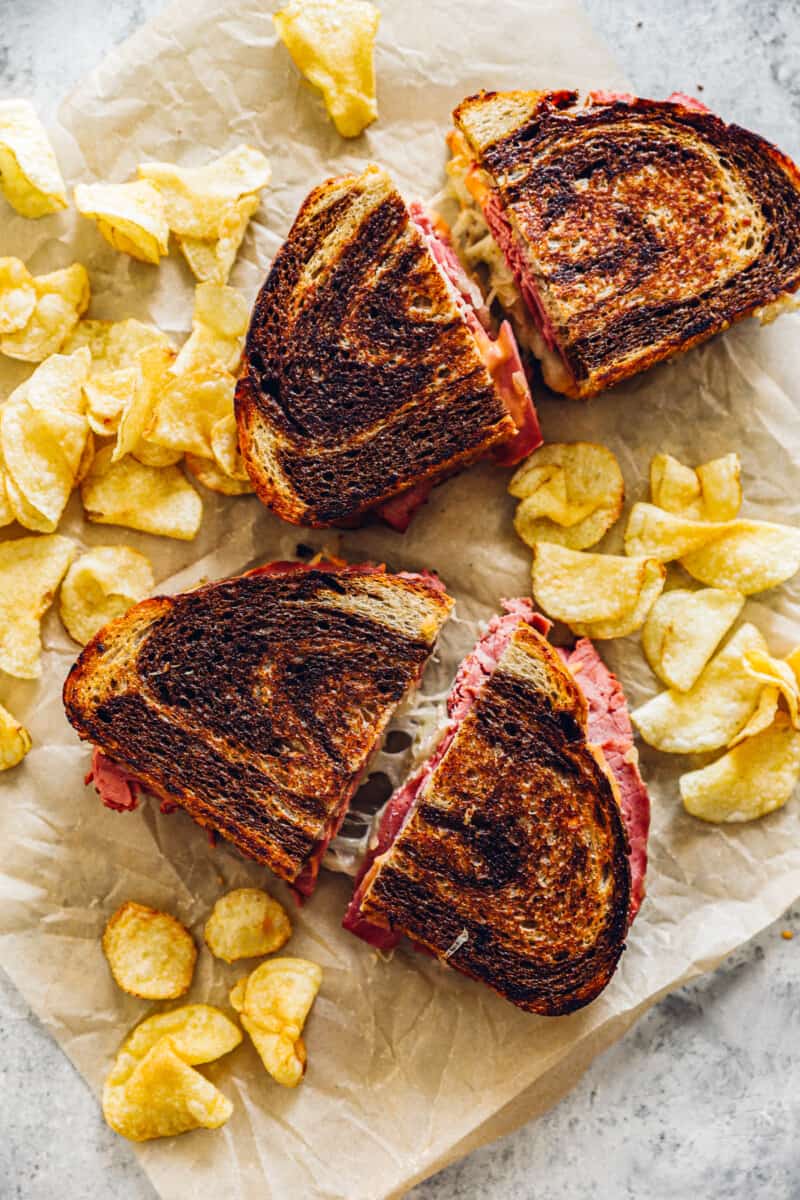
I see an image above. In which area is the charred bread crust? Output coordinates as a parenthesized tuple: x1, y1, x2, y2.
(454, 90, 800, 398)
(357, 623, 631, 1015)
(63, 565, 452, 884)
(235, 166, 517, 525)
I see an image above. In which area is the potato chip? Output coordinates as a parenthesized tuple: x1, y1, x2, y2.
(532, 542, 665, 637)
(64, 316, 174, 371)
(0, 258, 36, 332)
(2, 473, 53, 533)
(132, 441, 184, 469)
(83, 369, 139, 436)
(0, 465, 14, 527)
(695, 454, 742, 522)
(0, 702, 32, 771)
(650, 452, 741, 522)
(274, 0, 380, 138)
(176, 193, 260, 285)
(138, 145, 271, 239)
(230, 957, 322, 1087)
(641, 587, 745, 692)
(103, 900, 197, 1000)
(74, 180, 169, 264)
(112, 1006, 242, 1077)
(147, 368, 236, 459)
(204, 888, 292, 963)
(185, 454, 254, 495)
(1, 264, 90, 362)
(0, 534, 75, 678)
(632, 623, 768, 753)
(75, 430, 96, 485)
(174, 283, 250, 374)
(728, 686, 779, 747)
(742, 648, 800, 727)
(569, 560, 666, 640)
(112, 345, 176, 464)
(81, 447, 202, 541)
(60, 546, 154, 645)
(0, 100, 67, 217)
(210, 412, 251, 481)
(510, 442, 624, 551)
(787, 646, 800, 686)
(680, 714, 800, 822)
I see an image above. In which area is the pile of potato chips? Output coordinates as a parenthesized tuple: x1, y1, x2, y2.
(101, 888, 322, 1141)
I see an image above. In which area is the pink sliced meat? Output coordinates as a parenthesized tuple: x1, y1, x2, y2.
(86, 747, 141, 813)
(666, 91, 710, 113)
(375, 480, 434, 531)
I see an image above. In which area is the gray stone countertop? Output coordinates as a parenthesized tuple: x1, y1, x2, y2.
(1, 1, 799, 1197)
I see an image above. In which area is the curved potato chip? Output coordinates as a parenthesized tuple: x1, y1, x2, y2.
(113, 345, 176, 463)
(25, 346, 91, 415)
(728, 685, 779, 747)
(532, 542, 664, 631)
(641, 587, 745, 692)
(742, 648, 800, 727)
(205, 888, 292, 963)
(210, 412, 250, 481)
(185, 453, 253, 495)
(138, 145, 271, 239)
(111, 1006, 242, 1083)
(787, 647, 800, 686)
(103, 900, 197, 1000)
(625, 503, 715, 560)
(0, 100, 67, 217)
(132, 441, 184, 468)
(680, 523, 800, 594)
(0, 534, 75, 678)
(174, 283, 249, 374)
(650, 452, 741, 522)
(510, 442, 624, 550)
(60, 546, 154, 645)
(147, 368, 236, 458)
(176, 193, 260, 285)
(65, 317, 174, 369)
(569, 559, 665, 640)
(0, 466, 14, 527)
(632, 623, 768, 753)
(2, 472, 53, 533)
(1, 264, 90, 362)
(75, 430, 96, 485)
(81, 447, 202, 541)
(0, 702, 32, 770)
(84, 370, 139, 436)
(274, 0, 380, 138)
(696, 454, 742, 522)
(233, 957, 322, 1087)
(75, 180, 169, 264)
(0, 257, 36, 332)
(681, 714, 800, 823)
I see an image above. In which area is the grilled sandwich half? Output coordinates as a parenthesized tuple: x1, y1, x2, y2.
(344, 600, 650, 1016)
(447, 89, 800, 399)
(63, 560, 453, 899)
(236, 164, 542, 532)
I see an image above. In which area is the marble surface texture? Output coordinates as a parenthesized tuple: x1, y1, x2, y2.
(1, 0, 800, 1197)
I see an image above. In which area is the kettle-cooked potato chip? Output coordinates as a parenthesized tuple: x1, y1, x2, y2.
(230, 957, 322, 1087)
(695, 454, 742, 522)
(650, 452, 741, 522)
(60, 546, 154, 645)
(103, 901, 197, 1000)
(532, 542, 665, 637)
(81, 447, 202, 541)
(1, 263, 90, 362)
(680, 714, 800, 823)
(510, 442, 624, 550)
(112, 345, 176, 463)
(138, 146, 271, 239)
(0, 100, 67, 218)
(205, 888, 292, 963)
(114, 1006, 243, 1075)
(174, 283, 250, 374)
(147, 368, 236, 459)
(727, 685, 779, 747)
(0, 257, 36, 332)
(0, 534, 75, 678)
(632, 623, 768, 753)
(274, 0, 380, 138)
(75, 180, 169, 264)
(209, 412, 251, 482)
(176, 193, 260, 285)
(185, 454, 253, 495)
(742, 648, 800, 728)
(0, 702, 32, 771)
(641, 587, 745, 692)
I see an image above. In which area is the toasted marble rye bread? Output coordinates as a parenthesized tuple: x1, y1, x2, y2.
(235, 164, 541, 531)
(449, 89, 800, 399)
(350, 616, 633, 1016)
(63, 561, 453, 898)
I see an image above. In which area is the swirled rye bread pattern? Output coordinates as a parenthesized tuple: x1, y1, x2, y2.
(63, 562, 453, 897)
(449, 89, 800, 398)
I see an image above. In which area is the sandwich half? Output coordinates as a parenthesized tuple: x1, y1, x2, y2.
(446, 89, 800, 399)
(63, 559, 453, 899)
(235, 164, 542, 532)
(344, 601, 650, 1016)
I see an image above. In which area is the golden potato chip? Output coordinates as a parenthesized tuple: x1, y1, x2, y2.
(0, 99, 67, 217)
(787, 646, 800, 686)
(680, 714, 800, 822)
(174, 283, 249, 374)
(210, 412, 250, 481)
(75, 430, 96, 485)
(2, 472, 53, 533)
(569, 560, 666, 640)
(0, 534, 75, 678)
(274, 0, 380, 138)
(176, 193, 260, 285)
(147, 368, 236, 459)
(184, 453, 253, 495)
(510, 442, 624, 551)
(103, 900, 197, 1000)
(112, 1006, 242, 1076)
(532, 542, 665, 637)
(60, 546, 154, 645)
(0, 466, 14, 527)
(728, 686, 779, 747)
(696, 454, 742, 522)
(204, 888, 292, 963)
(138, 145, 271, 239)
(65, 316, 174, 371)
(1, 264, 90, 362)
(231, 957, 322, 1087)
(650, 452, 741, 522)
(641, 587, 745, 692)
(25, 345, 91, 415)
(112, 345, 176, 463)
(0, 257, 36, 332)
(83, 369, 139, 436)
(632, 623, 768, 753)
(74, 180, 169, 264)
(742, 648, 800, 727)
(0, 702, 32, 771)
(132, 441, 184, 469)
(625, 502, 715, 559)
(81, 447, 202, 541)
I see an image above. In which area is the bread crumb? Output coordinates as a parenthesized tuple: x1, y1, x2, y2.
(781, 929, 794, 940)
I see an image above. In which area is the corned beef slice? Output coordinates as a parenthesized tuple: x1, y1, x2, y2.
(87, 747, 140, 813)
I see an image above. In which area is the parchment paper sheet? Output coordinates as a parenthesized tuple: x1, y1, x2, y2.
(2, 3, 800, 1197)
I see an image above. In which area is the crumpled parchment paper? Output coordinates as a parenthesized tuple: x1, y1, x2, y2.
(1, 2, 799, 1197)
